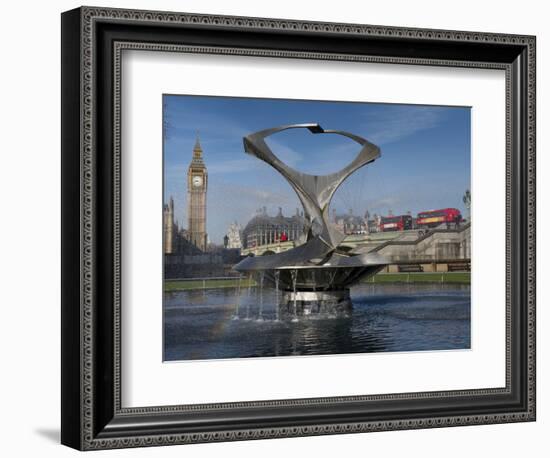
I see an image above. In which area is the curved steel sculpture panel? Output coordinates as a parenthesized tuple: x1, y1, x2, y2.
(235, 123, 383, 271)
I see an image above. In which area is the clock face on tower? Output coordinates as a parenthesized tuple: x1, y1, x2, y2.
(192, 175, 203, 187)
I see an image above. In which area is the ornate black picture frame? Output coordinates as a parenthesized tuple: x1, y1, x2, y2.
(61, 6, 536, 450)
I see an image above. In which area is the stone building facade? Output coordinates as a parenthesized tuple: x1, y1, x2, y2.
(163, 137, 209, 255)
(163, 197, 176, 254)
(242, 207, 305, 249)
(226, 222, 243, 249)
(332, 209, 368, 235)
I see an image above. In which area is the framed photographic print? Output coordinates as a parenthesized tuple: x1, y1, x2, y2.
(61, 6, 536, 450)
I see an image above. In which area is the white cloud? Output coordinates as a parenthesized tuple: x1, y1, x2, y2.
(206, 157, 260, 174)
(363, 106, 444, 145)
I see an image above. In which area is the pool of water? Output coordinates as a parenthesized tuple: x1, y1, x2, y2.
(163, 283, 470, 361)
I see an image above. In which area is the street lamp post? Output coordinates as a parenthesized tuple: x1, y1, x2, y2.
(463, 189, 471, 222)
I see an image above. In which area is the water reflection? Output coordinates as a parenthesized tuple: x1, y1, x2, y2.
(163, 283, 470, 361)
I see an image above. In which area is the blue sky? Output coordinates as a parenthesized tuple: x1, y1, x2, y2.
(164, 95, 471, 244)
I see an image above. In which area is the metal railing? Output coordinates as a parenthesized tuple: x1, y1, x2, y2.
(367, 271, 470, 284)
(165, 276, 247, 290)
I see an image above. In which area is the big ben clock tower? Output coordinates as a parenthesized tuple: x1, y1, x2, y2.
(187, 136, 208, 251)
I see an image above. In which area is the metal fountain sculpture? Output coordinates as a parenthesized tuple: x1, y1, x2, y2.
(234, 123, 389, 317)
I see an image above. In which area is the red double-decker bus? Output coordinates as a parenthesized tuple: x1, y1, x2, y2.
(416, 208, 462, 228)
(379, 215, 413, 232)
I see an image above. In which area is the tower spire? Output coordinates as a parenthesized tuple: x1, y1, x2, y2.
(193, 131, 202, 152)
(192, 131, 203, 162)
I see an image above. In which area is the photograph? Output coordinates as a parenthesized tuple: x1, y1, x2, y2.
(55, 3, 537, 451)
(162, 95, 472, 361)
